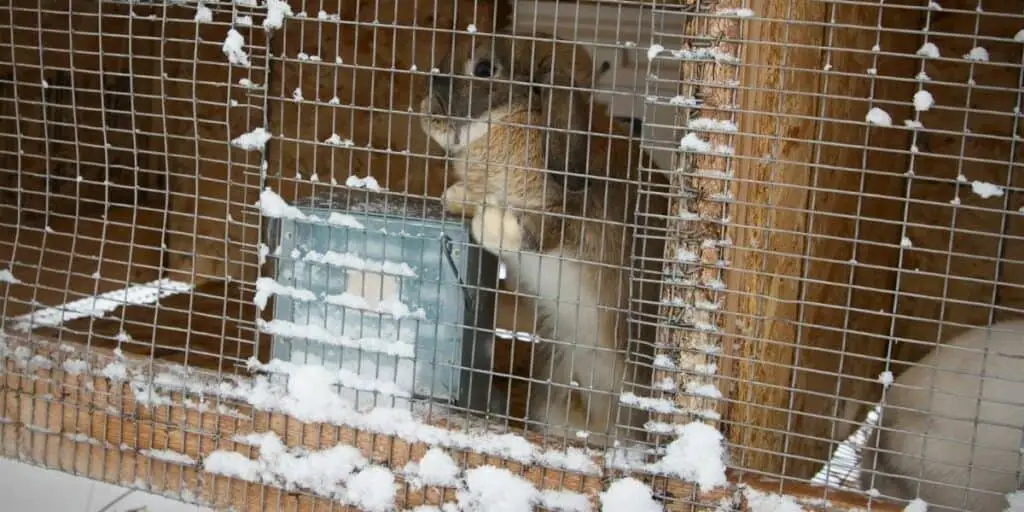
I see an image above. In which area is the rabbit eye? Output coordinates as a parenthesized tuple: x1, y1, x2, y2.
(473, 60, 493, 78)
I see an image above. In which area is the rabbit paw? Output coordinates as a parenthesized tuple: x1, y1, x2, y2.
(442, 183, 476, 216)
(471, 207, 522, 255)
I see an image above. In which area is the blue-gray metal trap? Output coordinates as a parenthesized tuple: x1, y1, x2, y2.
(265, 187, 503, 415)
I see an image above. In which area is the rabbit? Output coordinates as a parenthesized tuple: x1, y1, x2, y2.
(859, 319, 1024, 512)
(419, 32, 651, 445)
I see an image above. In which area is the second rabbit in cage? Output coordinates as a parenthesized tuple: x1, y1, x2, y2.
(860, 319, 1024, 512)
(420, 31, 647, 444)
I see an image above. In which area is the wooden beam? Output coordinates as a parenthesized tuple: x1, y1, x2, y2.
(0, 333, 901, 511)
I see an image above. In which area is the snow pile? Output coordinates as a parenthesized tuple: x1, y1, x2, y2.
(645, 422, 727, 491)
(204, 431, 394, 512)
(222, 29, 251, 67)
(404, 448, 460, 488)
(457, 466, 539, 512)
(599, 478, 661, 512)
(299, 250, 417, 278)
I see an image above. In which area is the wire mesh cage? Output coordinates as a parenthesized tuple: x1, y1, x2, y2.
(0, 0, 1022, 510)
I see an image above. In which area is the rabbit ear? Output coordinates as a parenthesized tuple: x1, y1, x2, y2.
(532, 59, 592, 191)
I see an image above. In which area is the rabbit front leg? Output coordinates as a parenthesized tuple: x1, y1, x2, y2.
(471, 206, 523, 256)
(442, 182, 478, 217)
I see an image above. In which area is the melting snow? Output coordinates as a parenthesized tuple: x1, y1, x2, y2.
(140, 449, 196, 466)
(647, 43, 665, 62)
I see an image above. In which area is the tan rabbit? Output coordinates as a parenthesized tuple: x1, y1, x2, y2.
(419, 32, 653, 445)
(860, 319, 1024, 512)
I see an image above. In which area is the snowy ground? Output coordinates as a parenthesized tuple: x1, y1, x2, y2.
(0, 458, 212, 512)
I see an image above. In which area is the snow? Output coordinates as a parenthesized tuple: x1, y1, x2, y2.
(235, 14, 253, 26)
(685, 382, 723, 399)
(877, 371, 894, 386)
(744, 488, 805, 512)
(9, 279, 192, 332)
(406, 448, 460, 488)
(194, 4, 212, 22)
(599, 478, 661, 512)
(292, 87, 303, 101)
(140, 448, 196, 466)
(913, 90, 934, 111)
(668, 95, 699, 107)
(205, 430, 396, 510)
(653, 354, 678, 371)
(540, 490, 593, 512)
(715, 7, 755, 18)
(253, 276, 317, 310)
(259, 318, 415, 357)
(900, 237, 913, 249)
(325, 134, 355, 146)
(647, 43, 665, 62)
(458, 466, 538, 512)
(300, 250, 417, 277)
(62, 359, 88, 375)
(263, 0, 293, 31)
(904, 498, 928, 512)
(252, 358, 412, 398)
(345, 175, 383, 191)
(646, 422, 727, 490)
(619, 392, 681, 414)
(928, 0, 942, 9)
(0, 269, 19, 283)
(256, 188, 366, 229)
(916, 42, 940, 58)
(866, 107, 893, 126)
(687, 117, 738, 132)
(1006, 490, 1024, 511)
(466, 24, 478, 33)
(971, 180, 1005, 199)
(1016, 29, 1024, 43)
(679, 133, 710, 152)
(222, 28, 251, 67)
(231, 127, 271, 150)
(963, 46, 990, 62)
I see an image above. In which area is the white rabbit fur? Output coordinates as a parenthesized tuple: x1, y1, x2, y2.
(860, 319, 1024, 511)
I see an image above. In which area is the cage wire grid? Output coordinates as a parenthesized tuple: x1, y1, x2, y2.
(0, 0, 1023, 511)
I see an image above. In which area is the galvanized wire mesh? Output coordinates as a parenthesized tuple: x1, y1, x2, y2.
(0, 0, 1021, 510)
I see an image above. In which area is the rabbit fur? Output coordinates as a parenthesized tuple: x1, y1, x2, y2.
(859, 319, 1024, 512)
(419, 32, 653, 444)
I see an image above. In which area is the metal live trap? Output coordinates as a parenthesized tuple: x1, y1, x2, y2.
(264, 187, 504, 416)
